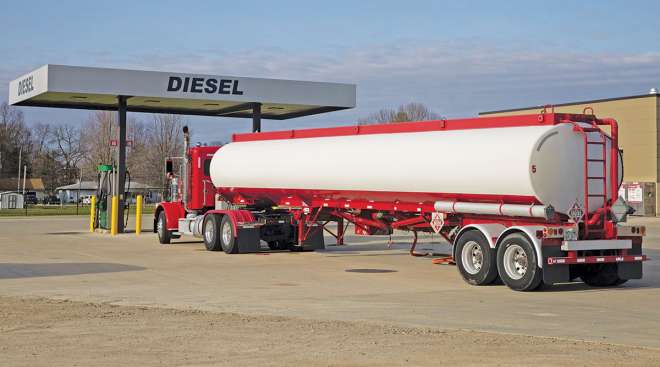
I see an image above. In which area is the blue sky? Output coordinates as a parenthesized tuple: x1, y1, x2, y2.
(3, 0, 660, 142)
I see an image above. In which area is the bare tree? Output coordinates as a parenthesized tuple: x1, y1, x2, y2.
(146, 114, 184, 187)
(358, 102, 441, 125)
(51, 124, 86, 184)
(0, 102, 32, 179)
(82, 111, 116, 173)
(79, 112, 184, 188)
(30, 123, 61, 192)
(126, 118, 151, 185)
(32, 123, 51, 157)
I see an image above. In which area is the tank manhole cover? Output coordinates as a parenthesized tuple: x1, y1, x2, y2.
(345, 268, 397, 274)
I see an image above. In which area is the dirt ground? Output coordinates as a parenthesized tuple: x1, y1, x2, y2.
(2, 296, 660, 367)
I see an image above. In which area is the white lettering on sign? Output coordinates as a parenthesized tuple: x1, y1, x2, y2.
(167, 76, 244, 95)
(17, 75, 34, 96)
(568, 200, 584, 223)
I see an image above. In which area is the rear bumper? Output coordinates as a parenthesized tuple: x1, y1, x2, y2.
(541, 239, 646, 284)
(547, 254, 647, 265)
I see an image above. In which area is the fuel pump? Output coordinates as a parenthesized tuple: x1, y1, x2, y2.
(95, 164, 113, 230)
(92, 164, 131, 231)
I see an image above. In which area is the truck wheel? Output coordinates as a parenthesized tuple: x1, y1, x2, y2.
(497, 233, 543, 291)
(455, 231, 499, 285)
(157, 211, 171, 244)
(203, 214, 223, 251)
(268, 241, 288, 251)
(580, 264, 626, 287)
(219, 215, 238, 254)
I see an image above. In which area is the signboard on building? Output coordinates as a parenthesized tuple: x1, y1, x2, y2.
(627, 183, 643, 203)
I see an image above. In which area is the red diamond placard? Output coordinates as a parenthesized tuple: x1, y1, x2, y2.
(430, 212, 445, 233)
(568, 201, 585, 223)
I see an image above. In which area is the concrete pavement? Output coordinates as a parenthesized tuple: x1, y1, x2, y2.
(1, 215, 659, 348)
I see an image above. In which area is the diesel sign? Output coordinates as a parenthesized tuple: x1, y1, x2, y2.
(17, 75, 34, 96)
(167, 76, 244, 95)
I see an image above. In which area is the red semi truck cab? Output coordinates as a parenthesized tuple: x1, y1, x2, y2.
(185, 145, 217, 210)
(154, 143, 219, 238)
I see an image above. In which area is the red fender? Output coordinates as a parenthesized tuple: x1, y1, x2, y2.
(205, 209, 255, 237)
(154, 201, 186, 231)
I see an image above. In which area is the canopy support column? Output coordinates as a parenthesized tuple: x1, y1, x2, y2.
(116, 96, 128, 233)
(252, 103, 262, 132)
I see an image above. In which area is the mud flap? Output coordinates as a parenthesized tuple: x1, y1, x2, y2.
(542, 245, 570, 285)
(235, 226, 261, 253)
(619, 241, 643, 279)
(617, 262, 642, 279)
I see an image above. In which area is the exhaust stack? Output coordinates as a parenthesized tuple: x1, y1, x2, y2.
(182, 126, 190, 208)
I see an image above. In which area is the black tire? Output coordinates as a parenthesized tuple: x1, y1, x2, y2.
(569, 265, 581, 282)
(496, 233, 543, 291)
(455, 230, 499, 286)
(580, 263, 627, 287)
(157, 211, 171, 245)
(203, 214, 223, 251)
(267, 241, 289, 251)
(220, 215, 238, 254)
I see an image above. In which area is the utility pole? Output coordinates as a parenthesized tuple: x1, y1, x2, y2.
(22, 165, 27, 194)
(77, 167, 83, 215)
(17, 147, 22, 192)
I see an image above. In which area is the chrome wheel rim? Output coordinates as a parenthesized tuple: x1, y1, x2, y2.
(221, 221, 232, 245)
(461, 240, 483, 275)
(204, 220, 214, 243)
(503, 244, 528, 280)
(157, 216, 164, 237)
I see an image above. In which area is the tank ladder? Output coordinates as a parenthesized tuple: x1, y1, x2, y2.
(563, 117, 610, 237)
(579, 120, 610, 237)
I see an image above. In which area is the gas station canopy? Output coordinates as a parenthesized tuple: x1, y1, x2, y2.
(8, 64, 356, 119)
(8, 64, 356, 233)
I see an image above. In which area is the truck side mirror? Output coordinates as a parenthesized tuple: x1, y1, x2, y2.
(165, 159, 173, 175)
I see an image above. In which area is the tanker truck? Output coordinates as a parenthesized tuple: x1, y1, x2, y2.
(154, 111, 647, 291)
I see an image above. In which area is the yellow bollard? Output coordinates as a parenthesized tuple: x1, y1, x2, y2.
(135, 194, 143, 236)
(89, 196, 96, 232)
(111, 195, 118, 236)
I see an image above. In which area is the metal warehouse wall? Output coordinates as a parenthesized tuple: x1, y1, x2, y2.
(480, 94, 659, 215)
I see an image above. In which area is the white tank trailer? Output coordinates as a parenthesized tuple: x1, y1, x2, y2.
(210, 123, 622, 216)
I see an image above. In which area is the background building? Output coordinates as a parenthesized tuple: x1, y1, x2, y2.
(0, 192, 24, 209)
(480, 91, 660, 216)
(55, 181, 162, 204)
(0, 178, 46, 201)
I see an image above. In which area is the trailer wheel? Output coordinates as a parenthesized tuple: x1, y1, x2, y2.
(219, 215, 238, 254)
(455, 231, 499, 286)
(580, 263, 627, 287)
(157, 211, 171, 244)
(203, 214, 223, 251)
(496, 233, 543, 291)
